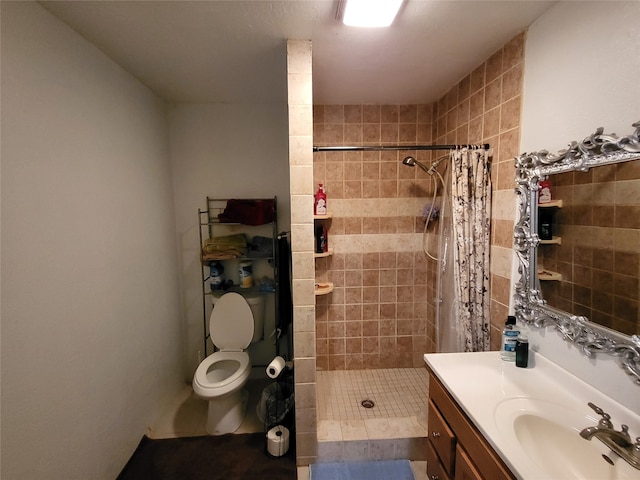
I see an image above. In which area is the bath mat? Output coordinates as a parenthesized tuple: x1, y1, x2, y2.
(310, 459, 414, 480)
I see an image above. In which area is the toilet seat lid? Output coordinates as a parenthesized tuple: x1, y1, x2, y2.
(210, 292, 254, 350)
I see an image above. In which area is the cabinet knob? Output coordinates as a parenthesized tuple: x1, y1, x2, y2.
(431, 431, 441, 438)
(430, 475, 439, 480)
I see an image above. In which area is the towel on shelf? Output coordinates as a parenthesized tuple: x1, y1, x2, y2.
(218, 199, 275, 226)
(202, 233, 247, 259)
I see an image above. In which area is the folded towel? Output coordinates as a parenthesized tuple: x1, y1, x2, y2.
(202, 234, 247, 259)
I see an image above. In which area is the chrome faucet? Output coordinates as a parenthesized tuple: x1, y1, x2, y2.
(579, 402, 640, 470)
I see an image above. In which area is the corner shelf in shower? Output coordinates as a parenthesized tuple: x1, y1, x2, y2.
(314, 248, 333, 258)
(314, 213, 332, 220)
(314, 282, 334, 296)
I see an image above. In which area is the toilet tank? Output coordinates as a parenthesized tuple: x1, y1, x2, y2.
(212, 292, 265, 343)
(244, 293, 265, 343)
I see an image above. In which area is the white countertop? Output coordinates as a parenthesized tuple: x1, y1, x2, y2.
(424, 351, 640, 480)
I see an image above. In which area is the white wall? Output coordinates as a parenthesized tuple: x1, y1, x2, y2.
(1, 3, 184, 478)
(168, 103, 290, 377)
(520, 1, 640, 412)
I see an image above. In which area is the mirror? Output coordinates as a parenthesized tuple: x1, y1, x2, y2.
(513, 121, 640, 384)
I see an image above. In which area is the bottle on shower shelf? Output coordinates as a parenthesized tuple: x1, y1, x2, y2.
(314, 183, 327, 215)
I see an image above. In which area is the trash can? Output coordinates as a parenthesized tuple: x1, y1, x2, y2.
(257, 381, 295, 430)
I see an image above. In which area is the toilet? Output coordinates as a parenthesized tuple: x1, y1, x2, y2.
(192, 291, 265, 435)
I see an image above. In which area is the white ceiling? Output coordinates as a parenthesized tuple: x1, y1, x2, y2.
(40, 0, 556, 105)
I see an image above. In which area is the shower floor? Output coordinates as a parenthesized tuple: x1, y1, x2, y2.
(316, 368, 429, 462)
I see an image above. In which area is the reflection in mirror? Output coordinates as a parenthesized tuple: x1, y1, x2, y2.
(538, 162, 640, 336)
(513, 122, 640, 384)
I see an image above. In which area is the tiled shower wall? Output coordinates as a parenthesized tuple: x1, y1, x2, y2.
(313, 105, 439, 370)
(431, 32, 526, 350)
(313, 32, 527, 369)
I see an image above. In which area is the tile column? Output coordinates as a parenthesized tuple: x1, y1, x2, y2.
(287, 39, 317, 466)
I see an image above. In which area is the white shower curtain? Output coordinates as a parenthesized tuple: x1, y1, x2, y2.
(450, 148, 492, 352)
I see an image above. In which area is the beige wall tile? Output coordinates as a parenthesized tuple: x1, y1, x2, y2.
(490, 245, 513, 278)
(295, 331, 316, 357)
(291, 223, 314, 253)
(290, 135, 313, 166)
(292, 251, 315, 279)
(293, 278, 316, 305)
(289, 105, 313, 136)
(290, 194, 313, 223)
(294, 357, 316, 383)
(290, 165, 314, 195)
(287, 40, 312, 74)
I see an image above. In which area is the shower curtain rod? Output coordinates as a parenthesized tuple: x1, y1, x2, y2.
(312, 143, 490, 152)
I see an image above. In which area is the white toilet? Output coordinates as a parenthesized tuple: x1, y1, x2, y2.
(192, 291, 265, 435)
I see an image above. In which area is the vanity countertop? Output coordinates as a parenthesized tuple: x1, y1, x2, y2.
(424, 351, 640, 480)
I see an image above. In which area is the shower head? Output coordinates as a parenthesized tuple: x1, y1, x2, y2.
(402, 156, 432, 174)
(402, 156, 417, 167)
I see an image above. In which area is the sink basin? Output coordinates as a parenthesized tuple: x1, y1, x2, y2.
(495, 398, 637, 479)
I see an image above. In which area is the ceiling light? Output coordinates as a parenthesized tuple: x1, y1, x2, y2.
(340, 0, 404, 28)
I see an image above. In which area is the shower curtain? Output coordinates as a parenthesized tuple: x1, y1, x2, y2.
(450, 148, 492, 352)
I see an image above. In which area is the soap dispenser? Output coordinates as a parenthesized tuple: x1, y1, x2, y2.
(500, 315, 519, 361)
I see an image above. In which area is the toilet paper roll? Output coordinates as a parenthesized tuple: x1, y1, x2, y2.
(266, 425, 290, 457)
(266, 356, 286, 379)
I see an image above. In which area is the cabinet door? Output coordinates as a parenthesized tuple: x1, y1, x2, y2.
(426, 438, 452, 480)
(428, 399, 456, 474)
(454, 444, 483, 480)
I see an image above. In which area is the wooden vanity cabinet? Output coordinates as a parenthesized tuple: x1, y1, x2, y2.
(426, 367, 515, 480)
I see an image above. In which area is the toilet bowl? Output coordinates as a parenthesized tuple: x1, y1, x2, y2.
(192, 292, 262, 435)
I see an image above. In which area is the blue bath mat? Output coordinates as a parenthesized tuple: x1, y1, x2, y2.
(310, 459, 414, 480)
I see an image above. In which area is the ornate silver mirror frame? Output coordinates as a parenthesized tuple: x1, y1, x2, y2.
(513, 121, 640, 384)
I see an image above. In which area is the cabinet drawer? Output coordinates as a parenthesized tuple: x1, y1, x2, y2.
(455, 444, 483, 480)
(428, 399, 456, 474)
(426, 438, 452, 480)
(428, 370, 515, 480)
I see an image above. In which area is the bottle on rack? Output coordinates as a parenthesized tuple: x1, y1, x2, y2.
(314, 183, 327, 215)
(238, 260, 253, 288)
(500, 315, 519, 361)
(209, 262, 225, 291)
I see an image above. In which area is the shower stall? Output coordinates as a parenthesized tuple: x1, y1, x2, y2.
(309, 101, 493, 464)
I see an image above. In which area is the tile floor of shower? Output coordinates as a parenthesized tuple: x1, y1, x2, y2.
(316, 367, 429, 466)
(149, 368, 429, 480)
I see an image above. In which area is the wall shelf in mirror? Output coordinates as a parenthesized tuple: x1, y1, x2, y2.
(538, 199, 563, 208)
(539, 236, 561, 245)
(538, 269, 562, 281)
(514, 121, 640, 384)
